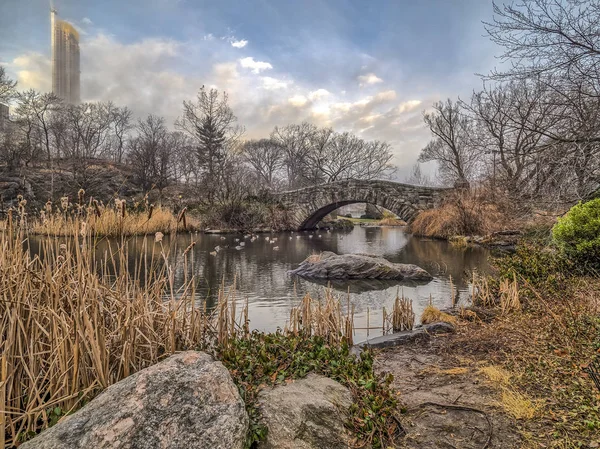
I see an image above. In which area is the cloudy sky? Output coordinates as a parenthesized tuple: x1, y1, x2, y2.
(0, 0, 501, 178)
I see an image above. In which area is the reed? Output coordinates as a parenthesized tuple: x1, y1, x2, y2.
(471, 271, 495, 308)
(287, 288, 354, 346)
(499, 273, 521, 315)
(0, 227, 246, 447)
(30, 202, 184, 237)
(390, 289, 415, 332)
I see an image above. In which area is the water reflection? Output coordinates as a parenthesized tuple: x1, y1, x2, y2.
(28, 227, 490, 341)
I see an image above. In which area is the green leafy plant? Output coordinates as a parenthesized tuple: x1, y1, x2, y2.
(216, 332, 402, 449)
(552, 198, 600, 270)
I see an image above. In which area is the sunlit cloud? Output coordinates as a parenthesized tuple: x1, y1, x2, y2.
(239, 57, 272, 73)
(358, 73, 383, 86)
(231, 39, 248, 48)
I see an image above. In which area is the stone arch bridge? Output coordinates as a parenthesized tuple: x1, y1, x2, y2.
(272, 179, 451, 230)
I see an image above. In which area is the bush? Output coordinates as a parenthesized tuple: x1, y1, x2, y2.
(552, 198, 600, 270)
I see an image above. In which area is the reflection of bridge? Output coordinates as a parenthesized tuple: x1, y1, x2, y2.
(273, 179, 451, 230)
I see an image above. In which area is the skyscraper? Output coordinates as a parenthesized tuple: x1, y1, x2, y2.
(51, 9, 80, 104)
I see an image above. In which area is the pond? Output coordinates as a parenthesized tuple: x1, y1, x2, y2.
(31, 226, 492, 342)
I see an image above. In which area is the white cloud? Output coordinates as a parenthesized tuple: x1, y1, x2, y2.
(373, 90, 397, 103)
(358, 72, 383, 86)
(82, 17, 93, 26)
(308, 88, 330, 101)
(9, 52, 51, 93)
(396, 100, 422, 114)
(231, 39, 248, 48)
(239, 57, 272, 74)
(288, 95, 308, 107)
(261, 76, 289, 90)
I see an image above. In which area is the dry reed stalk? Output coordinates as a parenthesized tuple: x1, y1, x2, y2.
(499, 273, 521, 315)
(287, 288, 354, 345)
(391, 289, 415, 332)
(471, 272, 494, 308)
(450, 275, 456, 307)
(0, 229, 247, 447)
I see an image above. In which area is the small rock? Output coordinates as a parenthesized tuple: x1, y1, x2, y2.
(21, 351, 248, 449)
(258, 374, 353, 449)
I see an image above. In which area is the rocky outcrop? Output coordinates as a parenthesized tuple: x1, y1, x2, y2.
(257, 374, 353, 449)
(290, 251, 432, 281)
(21, 351, 248, 449)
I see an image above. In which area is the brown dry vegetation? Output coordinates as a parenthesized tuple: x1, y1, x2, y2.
(10, 194, 199, 237)
(452, 276, 600, 448)
(0, 223, 365, 447)
(410, 189, 513, 238)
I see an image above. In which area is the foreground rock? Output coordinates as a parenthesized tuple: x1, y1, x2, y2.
(258, 374, 353, 449)
(22, 352, 248, 449)
(290, 251, 432, 281)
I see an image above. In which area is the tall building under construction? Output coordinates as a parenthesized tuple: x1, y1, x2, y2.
(51, 9, 80, 104)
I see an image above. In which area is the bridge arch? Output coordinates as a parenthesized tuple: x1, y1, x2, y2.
(273, 179, 450, 231)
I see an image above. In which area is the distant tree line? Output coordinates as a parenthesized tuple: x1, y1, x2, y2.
(419, 0, 600, 204)
(0, 73, 395, 207)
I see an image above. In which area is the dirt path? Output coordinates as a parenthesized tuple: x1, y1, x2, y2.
(374, 334, 522, 449)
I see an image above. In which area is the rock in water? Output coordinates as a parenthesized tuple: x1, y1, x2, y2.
(21, 352, 248, 449)
(257, 374, 353, 449)
(289, 251, 432, 281)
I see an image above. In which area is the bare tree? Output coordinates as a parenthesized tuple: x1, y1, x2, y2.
(128, 115, 170, 193)
(13, 90, 64, 165)
(242, 138, 285, 189)
(0, 66, 17, 103)
(270, 123, 319, 189)
(111, 105, 133, 164)
(419, 99, 477, 186)
(404, 163, 432, 186)
(486, 0, 600, 87)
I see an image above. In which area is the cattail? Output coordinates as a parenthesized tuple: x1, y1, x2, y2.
(121, 200, 126, 218)
(177, 207, 187, 230)
(93, 199, 101, 217)
(155, 231, 164, 243)
(45, 200, 52, 214)
(183, 241, 196, 256)
(80, 221, 87, 237)
(147, 204, 154, 220)
(78, 189, 85, 205)
(60, 196, 69, 211)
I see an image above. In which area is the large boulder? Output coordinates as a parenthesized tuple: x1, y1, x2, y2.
(289, 251, 432, 281)
(257, 374, 353, 449)
(21, 351, 248, 449)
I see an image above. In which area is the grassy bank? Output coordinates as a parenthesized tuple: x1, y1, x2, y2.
(0, 224, 402, 448)
(453, 239, 600, 448)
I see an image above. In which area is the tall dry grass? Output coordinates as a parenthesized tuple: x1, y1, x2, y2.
(383, 289, 415, 332)
(0, 219, 360, 447)
(410, 189, 510, 238)
(287, 289, 355, 346)
(23, 194, 197, 237)
(0, 226, 244, 447)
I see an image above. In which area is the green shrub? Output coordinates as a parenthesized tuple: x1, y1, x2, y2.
(217, 332, 402, 448)
(494, 242, 572, 290)
(552, 198, 600, 270)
